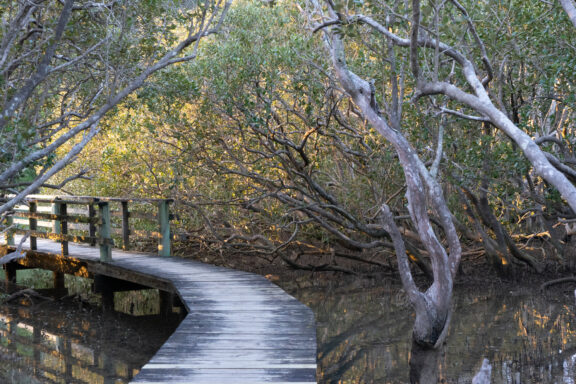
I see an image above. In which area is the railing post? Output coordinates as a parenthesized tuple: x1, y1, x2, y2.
(52, 200, 61, 235)
(29, 202, 37, 250)
(121, 201, 130, 250)
(60, 203, 68, 255)
(158, 200, 171, 257)
(98, 202, 112, 262)
(88, 204, 96, 246)
(5, 214, 14, 246)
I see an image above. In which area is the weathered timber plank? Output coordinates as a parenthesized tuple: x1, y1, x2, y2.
(161, 334, 316, 343)
(131, 368, 317, 384)
(146, 340, 316, 350)
(160, 326, 315, 336)
(148, 352, 316, 364)
(175, 318, 316, 329)
(172, 281, 283, 289)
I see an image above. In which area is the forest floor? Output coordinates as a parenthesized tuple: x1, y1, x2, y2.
(170, 239, 576, 303)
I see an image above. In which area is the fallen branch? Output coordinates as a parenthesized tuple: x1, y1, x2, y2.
(540, 276, 576, 291)
(280, 252, 357, 275)
(3, 288, 54, 303)
(0, 250, 26, 265)
(461, 248, 485, 257)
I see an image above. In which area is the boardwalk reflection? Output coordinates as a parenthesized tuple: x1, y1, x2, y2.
(0, 302, 181, 384)
(0, 311, 136, 383)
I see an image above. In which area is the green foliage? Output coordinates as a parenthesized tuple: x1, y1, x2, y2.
(0, 0, 211, 195)
(60, 0, 576, 261)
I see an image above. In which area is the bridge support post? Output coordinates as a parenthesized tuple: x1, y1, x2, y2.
(159, 290, 174, 318)
(4, 262, 16, 283)
(33, 325, 41, 376)
(99, 202, 112, 262)
(158, 200, 171, 257)
(94, 276, 115, 312)
(53, 272, 65, 290)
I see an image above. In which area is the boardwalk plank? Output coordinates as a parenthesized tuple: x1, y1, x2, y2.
(131, 367, 317, 384)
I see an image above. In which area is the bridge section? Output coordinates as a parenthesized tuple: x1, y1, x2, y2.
(1, 196, 317, 384)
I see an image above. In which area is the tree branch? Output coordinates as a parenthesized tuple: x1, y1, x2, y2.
(559, 0, 576, 29)
(0, 234, 29, 265)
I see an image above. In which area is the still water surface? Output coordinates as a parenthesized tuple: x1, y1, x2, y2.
(2, 270, 576, 383)
(0, 270, 181, 384)
(282, 278, 576, 383)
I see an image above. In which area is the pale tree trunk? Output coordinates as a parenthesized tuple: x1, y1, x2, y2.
(308, 0, 461, 346)
(329, 35, 461, 345)
(409, 340, 442, 384)
(306, 0, 576, 351)
(418, 80, 576, 215)
(312, 1, 576, 215)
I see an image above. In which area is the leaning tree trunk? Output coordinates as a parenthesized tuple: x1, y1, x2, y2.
(327, 26, 461, 348)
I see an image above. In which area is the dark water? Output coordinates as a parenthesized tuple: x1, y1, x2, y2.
(3, 268, 576, 383)
(282, 278, 576, 383)
(0, 271, 182, 384)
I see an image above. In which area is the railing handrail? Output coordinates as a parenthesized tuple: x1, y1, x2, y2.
(3, 195, 173, 260)
(3, 194, 173, 205)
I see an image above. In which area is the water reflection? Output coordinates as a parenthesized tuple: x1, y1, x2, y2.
(0, 271, 183, 384)
(409, 341, 441, 384)
(283, 279, 576, 383)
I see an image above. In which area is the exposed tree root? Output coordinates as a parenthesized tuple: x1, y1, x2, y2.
(540, 276, 576, 291)
(3, 288, 54, 304)
(280, 252, 357, 275)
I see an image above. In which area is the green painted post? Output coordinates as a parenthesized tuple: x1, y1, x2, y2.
(88, 204, 97, 246)
(52, 201, 61, 235)
(99, 202, 112, 262)
(29, 202, 37, 250)
(121, 201, 130, 250)
(158, 200, 171, 257)
(60, 203, 68, 255)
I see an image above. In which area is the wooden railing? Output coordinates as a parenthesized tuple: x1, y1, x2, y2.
(3, 195, 173, 261)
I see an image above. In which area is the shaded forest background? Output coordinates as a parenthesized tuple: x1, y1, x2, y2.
(3, 0, 576, 279)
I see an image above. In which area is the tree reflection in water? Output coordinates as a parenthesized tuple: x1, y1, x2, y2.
(409, 341, 441, 384)
(282, 278, 576, 383)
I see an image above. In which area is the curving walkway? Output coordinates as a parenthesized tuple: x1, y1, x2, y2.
(2, 237, 318, 383)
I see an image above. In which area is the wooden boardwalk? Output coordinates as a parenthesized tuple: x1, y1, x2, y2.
(2, 237, 318, 384)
